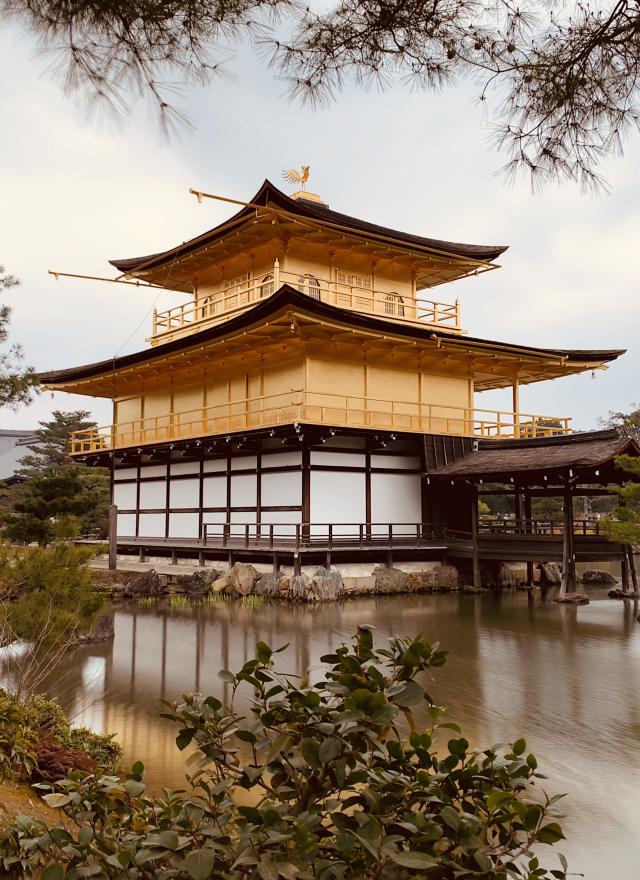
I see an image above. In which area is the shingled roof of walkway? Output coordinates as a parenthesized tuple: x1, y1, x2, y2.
(431, 429, 640, 482)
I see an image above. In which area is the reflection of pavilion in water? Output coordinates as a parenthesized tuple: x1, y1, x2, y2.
(20, 591, 640, 841)
(34, 597, 489, 787)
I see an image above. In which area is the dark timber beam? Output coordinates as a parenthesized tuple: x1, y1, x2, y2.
(560, 485, 576, 598)
(471, 483, 481, 589)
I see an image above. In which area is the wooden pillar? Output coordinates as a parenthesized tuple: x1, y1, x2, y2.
(560, 486, 576, 598)
(523, 491, 534, 585)
(108, 504, 118, 571)
(621, 554, 630, 593)
(512, 375, 520, 439)
(628, 545, 638, 594)
(471, 483, 481, 589)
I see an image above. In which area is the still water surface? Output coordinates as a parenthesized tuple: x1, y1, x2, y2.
(6, 589, 640, 878)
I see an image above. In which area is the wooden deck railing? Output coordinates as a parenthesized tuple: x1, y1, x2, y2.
(151, 263, 462, 341)
(69, 392, 571, 454)
(477, 518, 604, 537)
(202, 522, 446, 550)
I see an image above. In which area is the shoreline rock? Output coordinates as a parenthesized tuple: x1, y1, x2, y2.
(553, 593, 590, 605)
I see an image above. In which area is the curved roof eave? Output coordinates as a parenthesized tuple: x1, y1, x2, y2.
(109, 179, 508, 274)
(39, 285, 625, 387)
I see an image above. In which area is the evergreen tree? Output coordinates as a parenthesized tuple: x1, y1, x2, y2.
(7, 411, 112, 540)
(0, 265, 37, 409)
(602, 455, 640, 546)
(601, 404, 640, 441)
(3, 469, 95, 546)
(17, 410, 97, 476)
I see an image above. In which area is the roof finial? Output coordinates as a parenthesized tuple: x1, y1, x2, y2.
(282, 165, 310, 191)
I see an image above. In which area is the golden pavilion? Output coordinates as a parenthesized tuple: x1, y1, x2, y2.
(41, 176, 637, 590)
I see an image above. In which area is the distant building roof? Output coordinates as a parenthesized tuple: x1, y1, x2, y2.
(0, 428, 37, 482)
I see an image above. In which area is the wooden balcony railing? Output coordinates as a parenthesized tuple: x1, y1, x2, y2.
(151, 263, 462, 342)
(69, 391, 571, 454)
(477, 518, 604, 537)
(202, 522, 446, 550)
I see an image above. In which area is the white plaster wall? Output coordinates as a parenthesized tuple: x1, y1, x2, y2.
(168, 513, 200, 538)
(262, 451, 302, 468)
(261, 471, 302, 507)
(371, 472, 422, 534)
(138, 513, 166, 537)
(171, 461, 200, 475)
(139, 464, 167, 478)
(231, 455, 258, 471)
(370, 455, 421, 470)
(202, 511, 226, 539)
(114, 467, 137, 481)
(259, 509, 301, 537)
(139, 481, 166, 510)
(113, 482, 137, 509)
(230, 474, 257, 507)
(203, 458, 227, 473)
(310, 450, 366, 467)
(203, 476, 227, 507)
(117, 513, 136, 536)
(169, 478, 200, 509)
(311, 470, 365, 534)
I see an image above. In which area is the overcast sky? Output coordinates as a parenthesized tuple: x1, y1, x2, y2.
(1, 23, 638, 432)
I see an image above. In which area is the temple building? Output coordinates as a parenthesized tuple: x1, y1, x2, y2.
(41, 177, 639, 591)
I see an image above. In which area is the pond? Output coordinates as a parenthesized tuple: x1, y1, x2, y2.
(4, 587, 640, 879)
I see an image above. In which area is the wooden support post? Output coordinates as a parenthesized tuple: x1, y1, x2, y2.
(108, 504, 118, 571)
(628, 545, 638, 593)
(471, 483, 481, 589)
(272, 553, 278, 575)
(138, 547, 146, 563)
(386, 549, 393, 570)
(512, 376, 520, 439)
(560, 487, 576, 598)
(622, 554, 630, 592)
(198, 550, 205, 567)
(523, 492, 534, 585)
(293, 552, 302, 576)
(325, 551, 331, 571)
(171, 549, 177, 565)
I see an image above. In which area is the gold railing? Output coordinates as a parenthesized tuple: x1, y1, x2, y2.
(70, 391, 571, 454)
(151, 264, 462, 342)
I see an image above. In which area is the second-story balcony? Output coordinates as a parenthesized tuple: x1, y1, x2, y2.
(150, 262, 462, 344)
(69, 391, 571, 455)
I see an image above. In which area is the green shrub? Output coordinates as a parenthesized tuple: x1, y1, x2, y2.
(0, 629, 568, 879)
(0, 690, 121, 783)
(0, 691, 37, 781)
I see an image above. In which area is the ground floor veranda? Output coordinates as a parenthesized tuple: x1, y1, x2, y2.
(79, 424, 639, 592)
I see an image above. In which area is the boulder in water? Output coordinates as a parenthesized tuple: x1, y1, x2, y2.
(227, 563, 260, 596)
(174, 569, 221, 595)
(540, 563, 562, 585)
(125, 569, 168, 597)
(582, 569, 617, 586)
(373, 566, 407, 594)
(553, 592, 589, 605)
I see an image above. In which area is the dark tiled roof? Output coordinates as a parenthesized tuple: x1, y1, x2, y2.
(431, 429, 640, 479)
(39, 285, 625, 386)
(110, 180, 508, 273)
